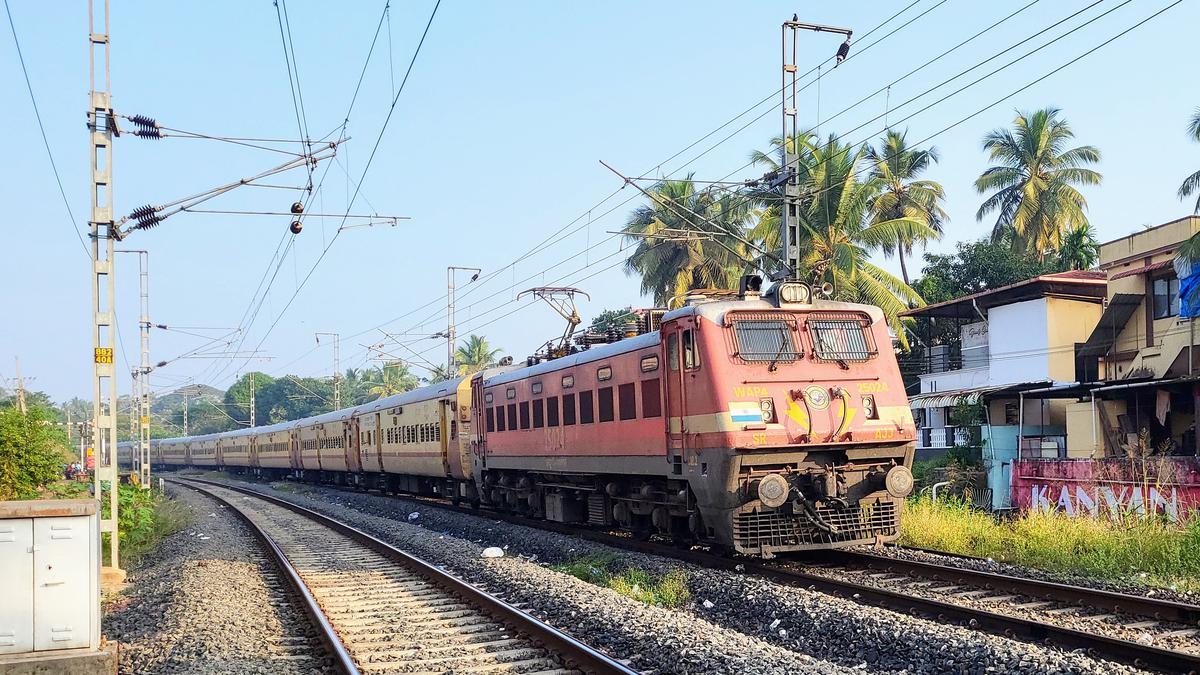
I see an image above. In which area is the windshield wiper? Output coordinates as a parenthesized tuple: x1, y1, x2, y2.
(767, 336, 789, 372)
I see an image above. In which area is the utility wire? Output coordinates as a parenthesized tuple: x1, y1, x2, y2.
(5, 0, 89, 258)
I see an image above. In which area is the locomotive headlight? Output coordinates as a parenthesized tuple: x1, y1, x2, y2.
(759, 397, 776, 423)
(778, 282, 811, 304)
(861, 395, 878, 419)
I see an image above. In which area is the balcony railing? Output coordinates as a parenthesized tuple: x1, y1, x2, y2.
(918, 425, 980, 450)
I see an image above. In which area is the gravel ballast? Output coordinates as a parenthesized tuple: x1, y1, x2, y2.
(102, 486, 334, 675)
(195, 474, 1154, 675)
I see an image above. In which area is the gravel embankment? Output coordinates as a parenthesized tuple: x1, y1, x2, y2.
(197, 474, 1152, 675)
(103, 486, 334, 675)
(863, 544, 1200, 605)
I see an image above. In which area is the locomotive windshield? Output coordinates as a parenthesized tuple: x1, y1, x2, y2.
(806, 312, 876, 362)
(730, 312, 800, 363)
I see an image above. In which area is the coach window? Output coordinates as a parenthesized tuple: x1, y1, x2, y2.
(579, 390, 595, 424)
(642, 378, 662, 418)
(667, 333, 679, 372)
(495, 406, 506, 431)
(618, 383, 637, 421)
(598, 386, 615, 422)
(487, 407, 496, 432)
(533, 398, 545, 428)
(450, 420, 457, 439)
(547, 396, 560, 427)
(683, 329, 700, 370)
(519, 401, 531, 429)
(562, 393, 577, 425)
(507, 403, 517, 430)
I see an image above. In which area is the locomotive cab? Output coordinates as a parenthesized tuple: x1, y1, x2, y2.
(659, 280, 915, 556)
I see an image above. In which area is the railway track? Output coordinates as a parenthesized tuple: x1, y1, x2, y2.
(168, 477, 638, 675)
(180, 473, 1200, 673)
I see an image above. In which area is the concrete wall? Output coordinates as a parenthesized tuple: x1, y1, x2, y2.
(919, 366, 989, 393)
(989, 298, 1050, 384)
(1045, 297, 1104, 381)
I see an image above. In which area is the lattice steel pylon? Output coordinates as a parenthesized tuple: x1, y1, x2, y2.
(516, 287, 591, 358)
(89, 0, 120, 569)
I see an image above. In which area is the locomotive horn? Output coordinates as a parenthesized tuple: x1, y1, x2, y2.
(818, 282, 834, 298)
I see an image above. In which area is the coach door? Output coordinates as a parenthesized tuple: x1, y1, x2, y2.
(346, 416, 362, 473)
(663, 319, 690, 473)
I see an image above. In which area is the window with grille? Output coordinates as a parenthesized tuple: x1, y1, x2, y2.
(806, 312, 876, 362)
(729, 312, 799, 363)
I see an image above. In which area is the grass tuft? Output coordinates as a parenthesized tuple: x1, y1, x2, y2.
(552, 554, 691, 608)
(901, 496, 1200, 591)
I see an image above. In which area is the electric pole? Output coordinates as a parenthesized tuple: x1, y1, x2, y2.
(315, 332, 341, 409)
(89, 0, 120, 570)
(248, 372, 255, 427)
(446, 266, 480, 377)
(780, 18, 852, 280)
(13, 357, 27, 415)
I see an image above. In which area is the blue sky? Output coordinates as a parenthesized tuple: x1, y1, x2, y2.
(4, 0, 1199, 402)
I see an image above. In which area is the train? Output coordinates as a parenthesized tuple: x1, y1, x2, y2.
(125, 278, 916, 557)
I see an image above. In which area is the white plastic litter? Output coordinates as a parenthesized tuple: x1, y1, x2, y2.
(407, 512, 420, 521)
(702, 599, 714, 609)
(769, 619, 781, 630)
(481, 546, 505, 558)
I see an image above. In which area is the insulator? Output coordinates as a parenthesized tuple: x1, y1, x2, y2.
(129, 114, 161, 139)
(130, 204, 162, 230)
(290, 201, 304, 214)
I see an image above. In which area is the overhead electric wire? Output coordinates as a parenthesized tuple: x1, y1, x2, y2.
(371, 0, 1179, 370)
(197, 0, 395, 388)
(5, 0, 89, 258)
(631, 0, 1169, 267)
(359, 0, 953, 344)
(228, 0, 444, 385)
(274, 0, 312, 186)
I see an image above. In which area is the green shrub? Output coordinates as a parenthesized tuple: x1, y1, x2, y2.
(902, 496, 1200, 591)
(0, 406, 71, 500)
(101, 484, 192, 567)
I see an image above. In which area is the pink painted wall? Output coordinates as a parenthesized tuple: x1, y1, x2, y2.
(1011, 458, 1200, 522)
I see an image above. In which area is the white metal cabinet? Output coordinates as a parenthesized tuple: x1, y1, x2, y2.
(33, 517, 92, 650)
(0, 519, 34, 654)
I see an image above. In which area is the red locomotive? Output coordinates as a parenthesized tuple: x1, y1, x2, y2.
(470, 279, 915, 556)
(145, 278, 915, 557)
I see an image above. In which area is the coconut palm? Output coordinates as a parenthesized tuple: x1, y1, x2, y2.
(455, 335, 502, 375)
(1055, 224, 1099, 271)
(795, 136, 932, 348)
(867, 129, 947, 285)
(1179, 107, 1200, 214)
(975, 108, 1101, 260)
(365, 361, 418, 399)
(622, 176, 753, 307)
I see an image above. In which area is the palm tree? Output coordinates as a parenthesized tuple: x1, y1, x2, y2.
(867, 129, 947, 285)
(455, 335, 502, 375)
(365, 361, 418, 399)
(1179, 107, 1200, 214)
(975, 108, 1101, 260)
(1055, 224, 1099, 271)
(795, 136, 933, 348)
(622, 177, 753, 307)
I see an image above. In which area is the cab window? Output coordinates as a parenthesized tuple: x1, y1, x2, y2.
(683, 329, 699, 370)
(667, 333, 679, 372)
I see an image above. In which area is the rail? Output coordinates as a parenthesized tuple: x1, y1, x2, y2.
(167, 477, 638, 675)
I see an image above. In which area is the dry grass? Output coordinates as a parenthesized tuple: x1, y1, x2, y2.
(901, 496, 1200, 591)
